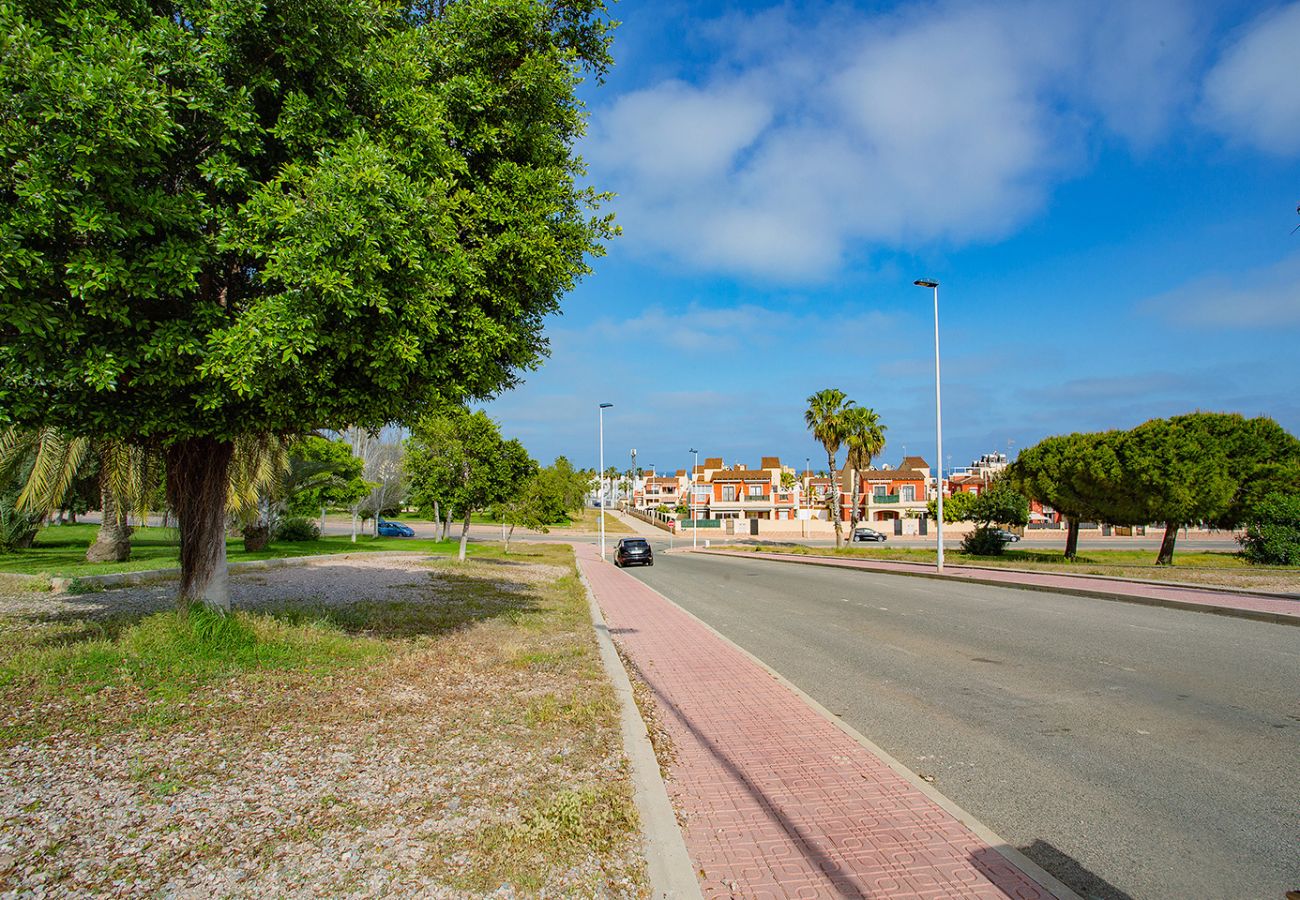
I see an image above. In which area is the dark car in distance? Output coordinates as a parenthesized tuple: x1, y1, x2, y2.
(991, 528, 1021, 543)
(377, 518, 415, 537)
(614, 537, 654, 567)
(851, 527, 888, 542)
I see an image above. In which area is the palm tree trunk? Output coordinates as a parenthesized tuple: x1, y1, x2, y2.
(165, 437, 234, 611)
(1156, 522, 1178, 566)
(827, 452, 843, 548)
(85, 476, 133, 563)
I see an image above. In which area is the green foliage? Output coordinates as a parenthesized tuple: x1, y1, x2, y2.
(929, 484, 1026, 526)
(968, 482, 1030, 527)
(961, 527, 1008, 556)
(1008, 431, 1113, 523)
(0, 0, 616, 441)
(282, 436, 369, 516)
(273, 516, 321, 542)
(927, 490, 978, 523)
(0, 492, 41, 551)
(1239, 493, 1300, 566)
(408, 407, 532, 522)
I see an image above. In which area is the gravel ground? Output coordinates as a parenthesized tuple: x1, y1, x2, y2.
(0, 553, 645, 899)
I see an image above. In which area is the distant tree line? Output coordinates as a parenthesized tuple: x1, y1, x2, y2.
(1009, 412, 1300, 565)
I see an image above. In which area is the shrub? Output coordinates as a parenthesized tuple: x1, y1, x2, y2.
(274, 516, 321, 542)
(961, 527, 1007, 556)
(1239, 493, 1300, 566)
(0, 495, 41, 551)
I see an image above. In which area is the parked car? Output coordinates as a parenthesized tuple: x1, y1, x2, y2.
(990, 528, 1020, 543)
(614, 537, 654, 567)
(377, 518, 415, 537)
(851, 527, 888, 542)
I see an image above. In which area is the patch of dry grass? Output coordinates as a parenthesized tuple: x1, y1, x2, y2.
(0, 545, 647, 897)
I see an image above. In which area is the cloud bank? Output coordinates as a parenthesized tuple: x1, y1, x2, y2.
(586, 0, 1294, 280)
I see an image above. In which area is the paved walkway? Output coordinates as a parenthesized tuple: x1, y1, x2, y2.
(698, 550, 1300, 624)
(576, 543, 1066, 899)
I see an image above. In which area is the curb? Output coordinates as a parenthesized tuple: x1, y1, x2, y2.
(697, 550, 1300, 627)
(627, 574, 1081, 900)
(577, 562, 702, 899)
(43, 550, 439, 593)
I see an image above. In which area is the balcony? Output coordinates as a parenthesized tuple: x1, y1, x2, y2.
(872, 494, 899, 504)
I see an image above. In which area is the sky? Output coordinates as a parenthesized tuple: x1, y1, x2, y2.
(484, 0, 1300, 476)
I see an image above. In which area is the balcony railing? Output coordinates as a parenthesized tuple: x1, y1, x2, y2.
(872, 494, 899, 504)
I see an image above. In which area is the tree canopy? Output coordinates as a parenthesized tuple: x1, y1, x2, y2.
(0, 0, 615, 605)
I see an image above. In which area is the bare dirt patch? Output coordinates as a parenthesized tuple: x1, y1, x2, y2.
(0, 548, 647, 898)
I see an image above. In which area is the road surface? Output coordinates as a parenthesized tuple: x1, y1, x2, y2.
(625, 550, 1300, 900)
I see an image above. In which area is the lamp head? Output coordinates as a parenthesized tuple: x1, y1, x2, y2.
(913, 279, 939, 288)
(599, 402, 614, 409)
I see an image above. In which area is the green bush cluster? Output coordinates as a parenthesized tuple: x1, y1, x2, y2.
(1238, 493, 1300, 566)
(274, 517, 321, 542)
(961, 527, 1008, 556)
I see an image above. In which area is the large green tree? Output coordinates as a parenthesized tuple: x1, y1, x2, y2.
(0, 0, 615, 607)
(407, 407, 532, 560)
(1008, 431, 1116, 560)
(1103, 413, 1300, 565)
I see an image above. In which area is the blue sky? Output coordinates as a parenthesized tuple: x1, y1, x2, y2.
(486, 0, 1300, 476)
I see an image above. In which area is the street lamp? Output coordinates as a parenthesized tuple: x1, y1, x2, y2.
(630, 448, 637, 512)
(599, 403, 613, 560)
(689, 447, 699, 549)
(914, 278, 944, 573)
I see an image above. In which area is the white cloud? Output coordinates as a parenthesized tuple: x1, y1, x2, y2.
(585, 0, 1208, 280)
(1139, 252, 1300, 328)
(1201, 2, 1300, 154)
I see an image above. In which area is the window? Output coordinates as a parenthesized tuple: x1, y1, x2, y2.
(721, 486, 736, 502)
(873, 484, 887, 498)
(747, 485, 763, 497)
(900, 485, 915, 502)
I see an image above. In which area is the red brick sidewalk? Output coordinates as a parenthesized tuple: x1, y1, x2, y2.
(697, 550, 1300, 624)
(576, 544, 1066, 899)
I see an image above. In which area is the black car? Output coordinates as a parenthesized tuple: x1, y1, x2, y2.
(991, 528, 1021, 543)
(851, 527, 887, 542)
(614, 537, 654, 567)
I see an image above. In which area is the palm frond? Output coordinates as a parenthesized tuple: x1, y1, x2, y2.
(17, 429, 89, 514)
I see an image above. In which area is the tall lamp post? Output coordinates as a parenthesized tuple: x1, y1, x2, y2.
(630, 448, 637, 512)
(689, 447, 699, 549)
(914, 278, 944, 573)
(599, 402, 613, 559)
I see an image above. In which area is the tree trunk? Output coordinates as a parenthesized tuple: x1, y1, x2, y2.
(505, 524, 515, 555)
(827, 452, 843, 548)
(85, 476, 133, 563)
(442, 509, 453, 541)
(350, 510, 358, 543)
(1064, 517, 1080, 560)
(458, 510, 472, 561)
(1156, 522, 1178, 566)
(165, 437, 234, 611)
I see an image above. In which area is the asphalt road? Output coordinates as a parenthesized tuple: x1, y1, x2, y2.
(625, 550, 1300, 900)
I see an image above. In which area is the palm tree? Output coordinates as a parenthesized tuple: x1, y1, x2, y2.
(0, 428, 160, 562)
(842, 406, 887, 531)
(804, 389, 853, 547)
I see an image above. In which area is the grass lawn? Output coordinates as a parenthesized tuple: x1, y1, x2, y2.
(721, 544, 1300, 593)
(0, 524, 463, 578)
(556, 509, 633, 534)
(0, 543, 645, 896)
